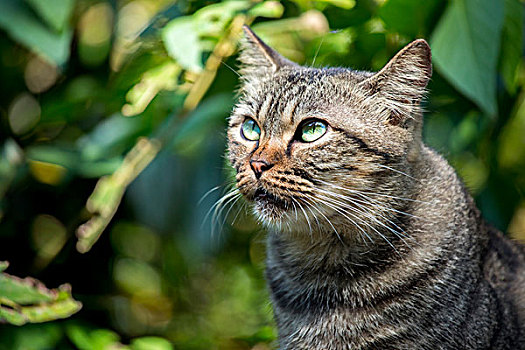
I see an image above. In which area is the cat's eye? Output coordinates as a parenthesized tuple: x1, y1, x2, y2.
(300, 120, 327, 142)
(241, 118, 261, 141)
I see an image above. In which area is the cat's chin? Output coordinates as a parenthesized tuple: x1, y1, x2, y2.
(250, 188, 292, 226)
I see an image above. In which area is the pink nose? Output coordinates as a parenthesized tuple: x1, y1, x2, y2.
(250, 160, 273, 179)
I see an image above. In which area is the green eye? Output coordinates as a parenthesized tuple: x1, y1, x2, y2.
(301, 120, 327, 142)
(241, 118, 261, 141)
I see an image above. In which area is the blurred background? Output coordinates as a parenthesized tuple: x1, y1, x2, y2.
(0, 0, 524, 349)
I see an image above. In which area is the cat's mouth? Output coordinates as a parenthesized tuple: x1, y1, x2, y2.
(252, 188, 289, 211)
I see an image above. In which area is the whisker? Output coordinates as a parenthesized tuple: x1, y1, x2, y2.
(316, 179, 432, 205)
(311, 194, 373, 244)
(311, 36, 325, 67)
(221, 60, 241, 77)
(315, 192, 403, 252)
(375, 164, 418, 181)
(302, 196, 343, 244)
(198, 185, 221, 206)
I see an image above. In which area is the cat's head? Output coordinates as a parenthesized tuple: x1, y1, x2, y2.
(227, 26, 431, 238)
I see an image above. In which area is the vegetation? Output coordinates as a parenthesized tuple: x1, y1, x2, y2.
(0, 0, 523, 348)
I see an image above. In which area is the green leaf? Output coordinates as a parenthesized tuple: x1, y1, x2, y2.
(0, 0, 72, 65)
(248, 1, 285, 18)
(0, 275, 55, 305)
(430, 0, 504, 116)
(321, 0, 356, 10)
(499, 0, 523, 94)
(162, 16, 204, 72)
(379, 0, 441, 37)
(25, 0, 75, 32)
(0, 264, 81, 325)
(122, 62, 181, 117)
(67, 324, 123, 350)
(131, 336, 174, 350)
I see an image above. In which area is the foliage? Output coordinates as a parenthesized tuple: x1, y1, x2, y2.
(0, 0, 523, 349)
(0, 261, 81, 325)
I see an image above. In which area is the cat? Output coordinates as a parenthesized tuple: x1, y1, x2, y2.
(226, 25, 525, 349)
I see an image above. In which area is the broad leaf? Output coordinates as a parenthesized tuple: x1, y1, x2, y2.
(0, 0, 72, 66)
(162, 16, 204, 72)
(25, 0, 75, 32)
(431, 0, 504, 116)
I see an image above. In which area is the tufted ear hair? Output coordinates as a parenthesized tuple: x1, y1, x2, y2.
(238, 25, 296, 79)
(357, 39, 432, 127)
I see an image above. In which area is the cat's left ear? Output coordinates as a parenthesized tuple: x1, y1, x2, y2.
(238, 25, 296, 79)
(358, 39, 432, 126)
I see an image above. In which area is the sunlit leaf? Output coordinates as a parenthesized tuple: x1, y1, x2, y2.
(320, 0, 356, 10)
(66, 324, 123, 350)
(193, 0, 251, 38)
(162, 16, 204, 72)
(25, 0, 75, 32)
(131, 336, 174, 350)
(0, 0, 72, 65)
(248, 1, 284, 18)
(122, 62, 181, 117)
(431, 0, 504, 116)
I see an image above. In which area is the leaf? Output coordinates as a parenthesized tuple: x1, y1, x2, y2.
(0, 0, 72, 66)
(131, 336, 174, 350)
(122, 62, 181, 117)
(161, 1, 255, 72)
(499, 0, 523, 94)
(430, 0, 504, 116)
(162, 16, 204, 72)
(379, 0, 442, 37)
(248, 1, 285, 18)
(66, 324, 123, 350)
(0, 263, 82, 325)
(25, 0, 75, 32)
(320, 0, 356, 10)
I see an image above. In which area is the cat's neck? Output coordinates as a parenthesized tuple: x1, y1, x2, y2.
(265, 146, 485, 310)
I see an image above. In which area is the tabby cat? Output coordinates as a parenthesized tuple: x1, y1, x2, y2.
(226, 26, 525, 349)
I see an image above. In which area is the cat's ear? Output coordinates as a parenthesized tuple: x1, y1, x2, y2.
(358, 39, 432, 126)
(238, 25, 296, 78)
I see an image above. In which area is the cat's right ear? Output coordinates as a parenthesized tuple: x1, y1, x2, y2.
(357, 39, 432, 127)
(238, 25, 296, 78)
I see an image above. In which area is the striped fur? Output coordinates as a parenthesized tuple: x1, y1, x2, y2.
(226, 26, 525, 349)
